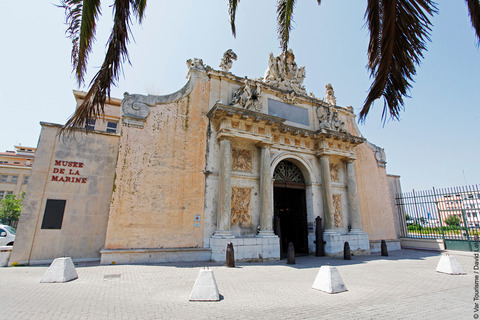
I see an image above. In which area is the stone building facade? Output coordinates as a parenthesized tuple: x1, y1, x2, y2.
(9, 51, 401, 265)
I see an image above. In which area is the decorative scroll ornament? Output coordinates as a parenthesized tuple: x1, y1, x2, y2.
(273, 160, 305, 184)
(219, 49, 237, 72)
(317, 106, 346, 133)
(230, 77, 262, 111)
(186, 58, 206, 71)
(372, 143, 387, 168)
(263, 50, 306, 95)
(324, 83, 337, 105)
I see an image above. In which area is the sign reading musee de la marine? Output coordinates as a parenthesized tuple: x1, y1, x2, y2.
(50, 160, 87, 183)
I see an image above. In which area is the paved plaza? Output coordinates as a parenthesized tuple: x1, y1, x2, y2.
(0, 249, 475, 319)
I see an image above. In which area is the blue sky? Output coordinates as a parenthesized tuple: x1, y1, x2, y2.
(0, 1, 479, 192)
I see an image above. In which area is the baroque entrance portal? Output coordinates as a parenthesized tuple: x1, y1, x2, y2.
(273, 160, 309, 255)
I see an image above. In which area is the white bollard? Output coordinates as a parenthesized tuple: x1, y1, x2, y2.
(40, 257, 78, 283)
(436, 254, 466, 275)
(189, 269, 220, 301)
(312, 266, 348, 294)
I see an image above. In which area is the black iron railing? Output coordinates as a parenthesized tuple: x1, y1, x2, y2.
(396, 185, 480, 251)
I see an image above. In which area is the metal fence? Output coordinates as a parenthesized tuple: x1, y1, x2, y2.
(396, 184, 480, 251)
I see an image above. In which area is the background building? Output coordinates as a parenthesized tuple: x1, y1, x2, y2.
(0, 145, 36, 200)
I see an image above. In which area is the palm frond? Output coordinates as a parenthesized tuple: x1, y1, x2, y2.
(130, 0, 147, 22)
(365, 0, 381, 76)
(466, 0, 480, 45)
(59, 0, 101, 86)
(228, 0, 239, 37)
(360, 0, 437, 122)
(62, 0, 135, 133)
(277, 0, 296, 55)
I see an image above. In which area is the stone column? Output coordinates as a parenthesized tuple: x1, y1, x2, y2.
(346, 160, 363, 233)
(257, 143, 275, 237)
(213, 137, 233, 238)
(319, 155, 335, 233)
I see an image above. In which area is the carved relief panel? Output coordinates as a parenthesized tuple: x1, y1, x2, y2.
(232, 148, 252, 171)
(333, 194, 343, 228)
(330, 163, 339, 182)
(231, 187, 252, 227)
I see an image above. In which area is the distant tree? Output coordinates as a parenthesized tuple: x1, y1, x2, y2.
(59, 0, 480, 131)
(0, 193, 24, 223)
(405, 213, 411, 221)
(419, 217, 425, 224)
(444, 215, 461, 227)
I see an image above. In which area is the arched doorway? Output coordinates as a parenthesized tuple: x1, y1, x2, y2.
(273, 160, 309, 255)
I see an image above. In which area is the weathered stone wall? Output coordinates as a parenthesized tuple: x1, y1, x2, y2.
(9, 124, 119, 265)
(351, 140, 398, 241)
(387, 174, 404, 238)
(104, 77, 210, 250)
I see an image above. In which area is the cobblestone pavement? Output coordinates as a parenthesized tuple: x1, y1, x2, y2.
(0, 249, 475, 319)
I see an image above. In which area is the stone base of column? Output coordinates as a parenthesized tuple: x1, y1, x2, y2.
(210, 236, 280, 262)
(323, 232, 370, 257)
(211, 230, 235, 239)
(256, 230, 277, 237)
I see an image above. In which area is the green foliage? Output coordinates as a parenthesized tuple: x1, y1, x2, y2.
(0, 193, 24, 222)
(444, 215, 461, 226)
(405, 213, 411, 221)
(407, 223, 422, 231)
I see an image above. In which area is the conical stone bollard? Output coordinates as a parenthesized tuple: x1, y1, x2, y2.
(312, 266, 348, 294)
(40, 257, 78, 283)
(189, 269, 220, 301)
(436, 254, 466, 275)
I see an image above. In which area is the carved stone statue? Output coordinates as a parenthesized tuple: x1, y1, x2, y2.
(325, 83, 336, 105)
(263, 50, 307, 95)
(231, 77, 262, 111)
(317, 106, 346, 132)
(331, 111, 345, 132)
(219, 49, 237, 72)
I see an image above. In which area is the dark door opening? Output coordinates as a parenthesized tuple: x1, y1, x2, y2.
(274, 187, 309, 255)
